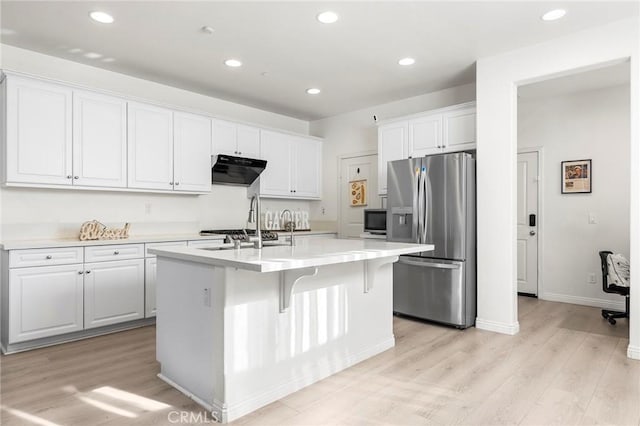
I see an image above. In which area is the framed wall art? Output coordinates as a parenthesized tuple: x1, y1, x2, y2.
(561, 159, 592, 194)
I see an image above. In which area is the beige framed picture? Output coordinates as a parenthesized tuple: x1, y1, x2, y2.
(561, 159, 592, 194)
(349, 179, 367, 206)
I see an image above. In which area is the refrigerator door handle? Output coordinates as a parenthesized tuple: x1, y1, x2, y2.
(422, 169, 428, 244)
(418, 169, 425, 243)
(398, 258, 461, 269)
(412, 170, 420, 243)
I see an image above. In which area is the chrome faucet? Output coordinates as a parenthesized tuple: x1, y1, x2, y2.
(248, 194, 262, 249)
(280, 209, 295, 246)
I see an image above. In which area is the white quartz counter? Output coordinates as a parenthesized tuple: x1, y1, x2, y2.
(0, 233, 227, 250)
(149, 238, 433, 272)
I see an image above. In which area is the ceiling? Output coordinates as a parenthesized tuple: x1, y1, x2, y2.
(1, 1, 637, 121)
(518, 61, 630, 99)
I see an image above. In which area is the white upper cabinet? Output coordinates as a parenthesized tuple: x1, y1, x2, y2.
(212, 119, 261, 158)
(259, 130, 322, 199)
(443, 106, 476, 151)
(292, 136, 322, 198)
(173, 112, 211, 193)
(127, 102, 174, 191)
(259, 130, 292, 197)
(377, 121, 408, 195)
(73, 90, 127, 187)
(377, 102, 475, 195)
(6, 76, 73, 185)
(408, 114, 442, 157)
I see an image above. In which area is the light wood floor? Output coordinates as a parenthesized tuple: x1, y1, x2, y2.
(1, 297, 638, 426)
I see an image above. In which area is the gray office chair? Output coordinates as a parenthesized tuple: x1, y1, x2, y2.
(599, 250, 629, 325)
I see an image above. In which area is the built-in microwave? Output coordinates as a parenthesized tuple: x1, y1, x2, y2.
(364, 209, 387, 235)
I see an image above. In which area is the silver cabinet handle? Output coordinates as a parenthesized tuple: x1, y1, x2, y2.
(114, 251, 119, 255)
(66, 175, 72, 179)
(46, 255, 52, 259)
(169, 182, 174, 186)
(238, 151, 242, 155)
(78, 271, 84, 275)
(74, 176, 79, 180)
(175, 182, 180, 186)
(530, 230, 536, 236)
(398, 258, 460, 269)
(85, 270, 91, 274)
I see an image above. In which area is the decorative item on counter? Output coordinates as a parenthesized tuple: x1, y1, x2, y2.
(79, 220, 131, 241)
(262, 210, 310, 231)
(349, 179, 367, 206)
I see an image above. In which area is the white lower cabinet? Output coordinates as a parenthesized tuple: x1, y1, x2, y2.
(9, 264, 84, 343)
(84, 259, 145, 329)
(145, 257, 157, 318)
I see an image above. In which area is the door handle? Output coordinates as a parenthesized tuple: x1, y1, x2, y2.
(529, 230, 536, 236)
(398, 258, 460, 269)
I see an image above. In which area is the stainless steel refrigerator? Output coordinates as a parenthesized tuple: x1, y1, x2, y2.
(387, 152, 476, 328)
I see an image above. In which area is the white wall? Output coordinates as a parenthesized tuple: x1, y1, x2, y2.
(475, 17, 639, 360)
(518, 84, 630, 309)
(308, 83, 476, 228)
(0, 44, 312, 240)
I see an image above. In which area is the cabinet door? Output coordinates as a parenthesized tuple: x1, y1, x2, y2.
(6, 76, 73, 185)
(259, 130, 292, 197)
(73, 90, 127, 187)
(145, 257, 157, 318)
(212, 119, 238, 157)
(377, 121, 408, 195)
(236, 124, 261, 158)
(443, 107, 476, 150)
(409, 114, 442, 157)
(127, 102, 174, 190)
(292, 137, 322, 199)
(9, 264, 84, 343)
(84, 259, 145, 329)
(173, 112, 211, 192)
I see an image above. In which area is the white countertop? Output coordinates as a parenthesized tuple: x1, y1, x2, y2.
(0, 233, 227, 250)
(149, 238, 433, 272)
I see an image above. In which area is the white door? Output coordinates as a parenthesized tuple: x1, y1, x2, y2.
(517, 151, 539, 295)
(128, 102, 174, 191)
(236, 124, 261, 158)
(73, 90, 127, 188)
(259, 130, 292, 197)
(409, 114, 442, 157)
(443, 107, 476, 150)
(340, 154, 378, 238)
(212, 119, 238, 157)
(378, 121, 408, 195)
(84, 259, 145, 328)
(292, 137, 322, 199)
(173, 112, 211, 193)
(6, 76, 73, 185)
(9, 264, 84, 343)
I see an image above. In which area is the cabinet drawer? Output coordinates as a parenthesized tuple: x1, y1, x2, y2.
(145, 241, 187, 257)
(187, 239, 226, 248)
(84, 244, 144, 262)
(9, 247, 83, 268)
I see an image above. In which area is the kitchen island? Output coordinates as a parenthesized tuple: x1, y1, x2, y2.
(149, 238, 433, 423)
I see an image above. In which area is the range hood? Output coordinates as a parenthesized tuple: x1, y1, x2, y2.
(211, 155, 267, 186)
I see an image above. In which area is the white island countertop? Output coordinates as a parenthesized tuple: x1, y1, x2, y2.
(149, 238, 433, 272)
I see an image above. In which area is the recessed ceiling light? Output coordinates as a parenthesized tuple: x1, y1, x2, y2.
(317, 11, 338, 24)
(541, 9, 566, 21)
(89, 11, 114, 24)
(102, 57, 116, 63)
(306, 88, 321, 95)
(201, 26, 215, 34)
(84, 52, 102, 59)
(224, 59, 242, 67)
(398, 57, 415, 66)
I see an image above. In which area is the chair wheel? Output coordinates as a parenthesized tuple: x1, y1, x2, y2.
(608, 318, 617, 325)
(601, 312, 608, 319)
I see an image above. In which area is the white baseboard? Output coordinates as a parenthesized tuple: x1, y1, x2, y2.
(628, 345, 640, 360)
(541, 292, 626, 311)
(475, 318, 520, 335)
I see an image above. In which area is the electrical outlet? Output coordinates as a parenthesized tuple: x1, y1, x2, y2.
(203, 288, 211, 307)
(588, 273, 597, 284)
(588, 213, 597, 224)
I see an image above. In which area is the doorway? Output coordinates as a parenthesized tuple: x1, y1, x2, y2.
(339, 153, 379, 238)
